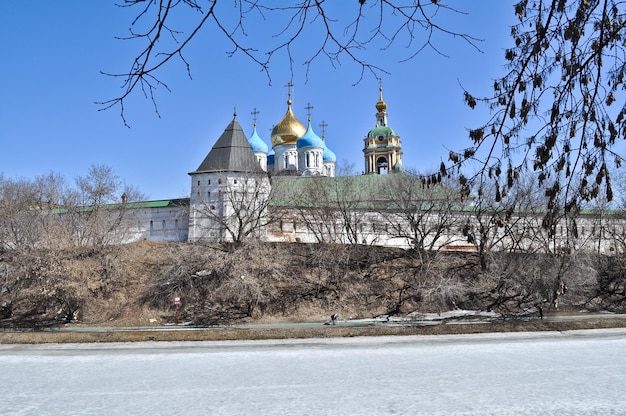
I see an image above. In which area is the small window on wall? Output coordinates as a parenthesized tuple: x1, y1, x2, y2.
(234, 179, 238, 184)
(208, 179, 211, 185)
(218, 178, 222, 184)
(207, 191, 210, 199)
(197, 180, 200, 186)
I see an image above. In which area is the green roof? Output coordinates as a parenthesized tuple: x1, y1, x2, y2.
(124, 198, 189, 209)
(270, 174, 458, 210)
(50, 198, 189, 214)
(367, 126, 397, 138)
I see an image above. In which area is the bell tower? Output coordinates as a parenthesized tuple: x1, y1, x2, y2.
(363, 84, 403, 174)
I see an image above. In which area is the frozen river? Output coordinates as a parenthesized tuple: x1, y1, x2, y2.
(1, 329, 626, 415)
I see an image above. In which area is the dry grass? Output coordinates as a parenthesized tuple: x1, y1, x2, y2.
(2, 317, 626, 344)
(3, 240, 626, 340)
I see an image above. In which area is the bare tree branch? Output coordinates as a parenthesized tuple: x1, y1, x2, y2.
(99, 1, 480, 123)
(458, 0, 626, 225)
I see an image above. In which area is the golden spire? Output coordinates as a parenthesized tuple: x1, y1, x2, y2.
(376, 81, 387, 112)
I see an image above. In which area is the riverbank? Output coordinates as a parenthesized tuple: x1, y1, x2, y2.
(3, 314, 626, 344)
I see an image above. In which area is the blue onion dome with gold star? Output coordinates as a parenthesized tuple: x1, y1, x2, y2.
(248, 124, 268, 153)
(297, 121, 324, 149)
(271, 99, 306, 146)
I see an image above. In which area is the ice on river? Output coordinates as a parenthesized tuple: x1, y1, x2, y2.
(1, 329, 626, 415)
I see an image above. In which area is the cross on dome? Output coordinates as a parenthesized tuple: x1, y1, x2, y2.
(319, 120, 328, 139)
(251, 108, 259, 127)
(284, 81, 294, 105)
(305, 102, 314, 122)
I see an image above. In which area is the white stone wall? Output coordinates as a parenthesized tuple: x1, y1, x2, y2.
(263, 206, 626, 254)
(120, 204, 189, 244)
(103, 193, 626, 257)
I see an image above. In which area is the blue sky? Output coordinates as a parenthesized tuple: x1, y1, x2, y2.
(0, 1, 517, 200)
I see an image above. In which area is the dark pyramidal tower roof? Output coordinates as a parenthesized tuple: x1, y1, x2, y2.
(191, 116, 264, 174)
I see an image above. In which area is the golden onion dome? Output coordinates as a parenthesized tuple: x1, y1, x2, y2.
(375, 86, 387, 112)
(271, 100, 307, 146)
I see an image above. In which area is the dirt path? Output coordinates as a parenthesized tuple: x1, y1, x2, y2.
(2, 314, 626, 344)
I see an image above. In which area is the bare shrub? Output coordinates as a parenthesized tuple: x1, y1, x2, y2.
(144, 240, 286, 324)
(475, 250, 598, 316)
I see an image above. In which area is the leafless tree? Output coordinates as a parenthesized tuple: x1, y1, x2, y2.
(277, 176, 372, 244)
(100, 1, 479, 124)
(192, 172, 272, 244)
(371, 172, 468, 313)
(64, 164, 145, 250)
(379, 171, 462, 252)
(0, 166, 146, 324)
(477, 249, 596, 316)
(459, 0, 626, 225)
(0, 176, 43, 252)
(462, 180, 519, 270)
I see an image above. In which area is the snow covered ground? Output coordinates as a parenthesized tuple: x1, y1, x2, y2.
(1, 329, 625, 415)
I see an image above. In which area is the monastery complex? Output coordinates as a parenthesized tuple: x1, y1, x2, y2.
(115, 87, 624, 255)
